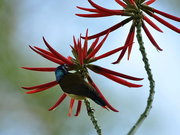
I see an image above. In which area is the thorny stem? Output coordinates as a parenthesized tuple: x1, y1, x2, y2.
(127, 21, 155, 135)
(84, 99, 102, 135)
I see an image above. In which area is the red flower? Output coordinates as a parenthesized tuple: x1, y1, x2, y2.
(77, 0, 180, 63)
(22, 31, 143, 116)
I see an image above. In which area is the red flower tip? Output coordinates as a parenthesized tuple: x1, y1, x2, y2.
(149, 13, 180, 33)
(86, 31, 110, 60)
(48, 93, 67, 111)
(68, 99, 75, 117)
(143, 15, 163, 33)
(21, 67, 56, 72)
(74, 100, 82, 116)
(113, 24, 135, 64)
(145, 0, 156, 5)
(115, 0, 127, 8)
(42, 37, 74, 65)
(87, 64, 143, 81)
(152, 8, 180, 22)
(99, 72, 143, 88)
(94, 46, 124, 61)
(142, 21, 163, 51)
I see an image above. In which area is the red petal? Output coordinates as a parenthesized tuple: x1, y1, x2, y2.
(142, 22, 163, 51)
(127, 26, 135, 60)
(94, 46, 124, 60)
(34, 46, 55, 57)
(113, 24, 135, 64)
(83, 29, 88, 58)
(74, 100, 82, 116)
(76, 13, 114, 18)
(76, 6, 99, 13)
(84, 17, 132, 39)
(29, 46, 65, 65)
(22, 80, 58, 90)
(115, 0, 127, 8)
(87, 64, 143, 81)
(43, 37, 73, 65)
(143, 15, 163, 32)
(88, 0, 124, 15)
(145, 0, 156, 5)
(151, 13, 180, 33)
(73, 36, 78, 51)
(26, 83, 57, 94)
(48, 93, 67, 111)
(99, 72, 142, 87)
(87, 37, 99, 54)
(152, 8, 180, 22)
(21, 67, 56, 72)
(86, 32, 109, 59)
(68, 99, 75, 117)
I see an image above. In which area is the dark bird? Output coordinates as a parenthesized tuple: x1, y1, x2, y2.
(55, 65, 107, 107)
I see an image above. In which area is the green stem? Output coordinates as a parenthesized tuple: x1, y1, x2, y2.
(84, 99, 102, 135)
(127, 21, 155, 135)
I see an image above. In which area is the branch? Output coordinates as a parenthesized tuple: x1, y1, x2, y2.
(127, 21, 155, 135)
(84, 99, 102, 135)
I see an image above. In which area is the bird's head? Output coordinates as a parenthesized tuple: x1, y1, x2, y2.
(55, 65, 68, 82)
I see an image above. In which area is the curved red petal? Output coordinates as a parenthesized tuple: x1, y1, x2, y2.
(48, 93, 67, 111)
(74, 100, 82, 116)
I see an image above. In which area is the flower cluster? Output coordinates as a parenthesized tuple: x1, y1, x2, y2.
(22, 31, 143, 116)
(77, 0, 180, 63)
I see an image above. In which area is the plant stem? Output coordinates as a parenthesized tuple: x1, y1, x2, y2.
(127, 21, 155, 135)
(84, 99, 102, 135)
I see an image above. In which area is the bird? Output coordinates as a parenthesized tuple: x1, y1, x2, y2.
(55, 65, 107, 107)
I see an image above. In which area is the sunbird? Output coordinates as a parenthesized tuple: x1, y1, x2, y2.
(55, 65, 107, 107)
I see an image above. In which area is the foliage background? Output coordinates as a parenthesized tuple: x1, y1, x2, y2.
(0, 0, 179, 135)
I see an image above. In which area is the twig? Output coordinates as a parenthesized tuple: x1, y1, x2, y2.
(127, 20, 155, 135)
(84, 99, 102, 135)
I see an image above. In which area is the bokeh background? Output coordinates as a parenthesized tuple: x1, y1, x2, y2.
(0, 0, 179, 135)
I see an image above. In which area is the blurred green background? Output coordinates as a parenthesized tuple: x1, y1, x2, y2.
(0, 0, 179, 135)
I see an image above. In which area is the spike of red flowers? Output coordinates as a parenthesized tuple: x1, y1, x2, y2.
(68, 99, 75, 117)
(87, 76, 119, 112)
(113, 24, 135, 64)
(115, 0, 127, 8)
(43, 37, 73, 65)
(29, 46, 65, 65)
(86, 32, 109, 60)
(149, 13, 180, 33)
(85, 17, 132, 40)
(74, 100, 82, 116)
(94, 46, 124, 60)
(143, 15, 163, 32)
(145, 0, 156, 5)
(87, 64, 143, 81)
(48, 93, 67, 111)
(21, 67, 56, 72)
(88, 0, 125, 15)
(22, 80, 58, 90)
(142, 22, 163, 51)
(99, 72, 142, 87)
(152, 8, 180, 22)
